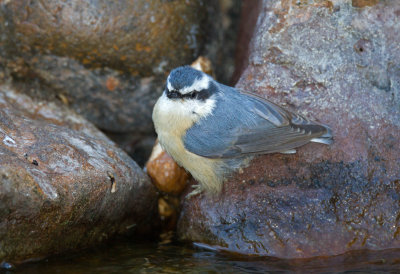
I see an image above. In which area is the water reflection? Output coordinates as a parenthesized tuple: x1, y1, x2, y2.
(17, 239, 400, 273)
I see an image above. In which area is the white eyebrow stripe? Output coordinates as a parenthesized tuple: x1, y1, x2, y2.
(167, 80, 173, 91)
(180, 75, 210, 94)
(167, 74, 173, 91)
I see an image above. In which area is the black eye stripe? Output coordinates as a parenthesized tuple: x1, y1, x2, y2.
(166, 89, 212, 101)
(166, 89, 182, 99)
(195, 89, 211, 101)
(182, 90, 211, 101)
(182, 90, 199, 99)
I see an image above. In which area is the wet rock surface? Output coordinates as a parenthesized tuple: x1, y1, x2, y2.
(178, 1, 400, 258)
(0, 86, 159, 263)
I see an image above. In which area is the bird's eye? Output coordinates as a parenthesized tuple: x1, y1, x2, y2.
(181, 91, 199, 99)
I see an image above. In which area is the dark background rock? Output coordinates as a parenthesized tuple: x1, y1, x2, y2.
(178, 0, 400, 258)
(232, 0, 262, 84)
(8, 55, 165, 134)
(211, 0, 242, 85)
(0, 86, 159, 263)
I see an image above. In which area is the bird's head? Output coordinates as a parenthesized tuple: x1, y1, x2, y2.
(165, 66, 215, 101)
(157, 66, 219, 121)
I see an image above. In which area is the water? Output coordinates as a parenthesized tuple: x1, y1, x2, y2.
(13, 240, 400, 273)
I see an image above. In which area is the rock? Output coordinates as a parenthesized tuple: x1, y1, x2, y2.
(105, 132, 157, 168)
(0, 0, 219, 133)
(0, 86, 159, 263)
(146, 142, 189, 195)
(2, 0, 211, 76)
(231, 0, 262, 84)
(15, 55, 164, 133)
(211, 0, 242, 84)
(158, 196, 180, 231)
(190, 56, 215, 78)
(178, 1, 400, 258)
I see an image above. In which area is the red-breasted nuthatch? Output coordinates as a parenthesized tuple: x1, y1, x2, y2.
(152, 66, 332, 196)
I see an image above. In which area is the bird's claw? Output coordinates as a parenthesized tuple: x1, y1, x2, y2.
(186, 184, 203, 199)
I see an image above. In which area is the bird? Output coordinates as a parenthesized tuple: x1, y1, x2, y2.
(152, 66, 332, 196)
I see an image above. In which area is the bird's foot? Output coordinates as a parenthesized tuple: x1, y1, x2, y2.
(186, 184, 203, 199)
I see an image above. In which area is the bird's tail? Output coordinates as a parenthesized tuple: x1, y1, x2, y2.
(311, 125, 333, 145)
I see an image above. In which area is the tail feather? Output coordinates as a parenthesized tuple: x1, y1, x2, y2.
(311, 125, 333, 145)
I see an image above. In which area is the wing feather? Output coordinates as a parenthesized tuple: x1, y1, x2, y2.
(184, 85, 331, 159)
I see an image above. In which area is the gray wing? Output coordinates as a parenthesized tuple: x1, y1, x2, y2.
(184, 85, 331, 159)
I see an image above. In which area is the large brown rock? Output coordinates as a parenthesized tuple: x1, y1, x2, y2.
(0, 0, 218, 133)
(2, 0, 210, 76)
(0, 86, 159, 263)
(178, 1, 400, 258)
